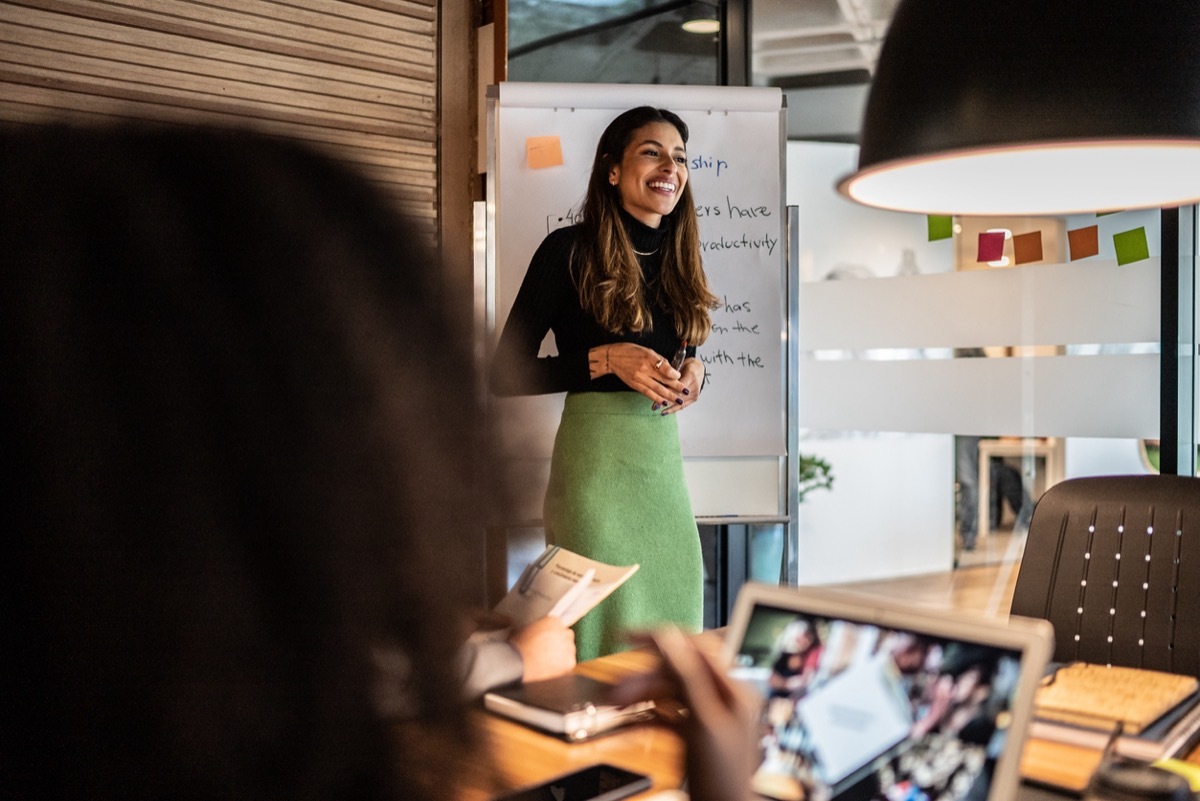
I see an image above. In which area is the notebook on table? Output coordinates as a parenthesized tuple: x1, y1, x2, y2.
(718, 581, 1055, 801)
(483, 672, 657, 741)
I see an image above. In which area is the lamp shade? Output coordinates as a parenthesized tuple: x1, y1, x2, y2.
(837, 0, 1200, 215)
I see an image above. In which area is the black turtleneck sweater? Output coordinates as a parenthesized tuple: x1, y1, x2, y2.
(490, 209, 694, 397)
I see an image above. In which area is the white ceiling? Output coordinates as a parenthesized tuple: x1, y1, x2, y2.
(505, 0, 901, 139)
(752, 0, 899, 140)
(751, 0, 898, 86)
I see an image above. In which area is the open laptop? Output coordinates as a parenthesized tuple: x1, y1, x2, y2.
(716, 581, 1055, 801)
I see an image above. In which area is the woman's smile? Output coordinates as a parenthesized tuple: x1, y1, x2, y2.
(609, 121, 688, 228)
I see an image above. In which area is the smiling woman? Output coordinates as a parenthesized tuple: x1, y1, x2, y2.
(490, 105, 721, 660)
(608, 120, 690, 228)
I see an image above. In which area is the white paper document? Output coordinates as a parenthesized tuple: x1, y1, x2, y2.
(493, 545, 638, 627)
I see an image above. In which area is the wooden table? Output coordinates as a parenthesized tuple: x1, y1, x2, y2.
(461, 645, 687, 801)
(463, 634, 1200, 800)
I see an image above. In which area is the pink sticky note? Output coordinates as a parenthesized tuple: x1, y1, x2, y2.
(977, 231, 1005, 262)
(526, 136, 563, 169)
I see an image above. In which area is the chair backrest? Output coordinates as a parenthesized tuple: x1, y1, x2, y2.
(1011, 474, 1200, 676)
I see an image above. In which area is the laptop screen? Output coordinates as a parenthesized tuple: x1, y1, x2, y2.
(725, 584, 1053, 801)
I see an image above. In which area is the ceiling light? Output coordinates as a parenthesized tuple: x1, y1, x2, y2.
(681, 18, 720, 34)
(837, 0, 1200, 215)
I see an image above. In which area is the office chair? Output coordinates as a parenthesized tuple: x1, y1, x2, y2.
(1010, 474, 1200, 676)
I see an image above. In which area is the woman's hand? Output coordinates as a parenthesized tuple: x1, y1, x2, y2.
(509, 616, 576, 683)
(610, 628, 759, 801)
(590, 343, 704, 414)
(663, 357, 704, 415)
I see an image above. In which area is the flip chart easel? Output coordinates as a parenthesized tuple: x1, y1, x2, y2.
(484, 81, 789, 521)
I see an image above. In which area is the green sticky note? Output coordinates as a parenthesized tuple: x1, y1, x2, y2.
(927, 215, 953, 241)
(1113, 227, 1150, 265)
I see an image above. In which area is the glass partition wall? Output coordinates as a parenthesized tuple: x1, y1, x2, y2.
(497, 5, 1200, 597)
(789, 141, 1199, 594)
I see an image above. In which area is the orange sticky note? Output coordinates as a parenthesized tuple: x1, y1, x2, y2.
(1012, 231, 1044, 265)
(1068, 225, 1100, 260)
(526, 136, 563, 169)
(977, 231, 1005, 262)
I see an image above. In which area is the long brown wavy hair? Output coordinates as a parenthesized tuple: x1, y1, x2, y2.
(574, 106, 719, 345)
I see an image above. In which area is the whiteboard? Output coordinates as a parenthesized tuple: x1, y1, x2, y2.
(485, 82, 787, 517)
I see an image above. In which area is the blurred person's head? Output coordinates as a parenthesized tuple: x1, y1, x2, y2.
(1, 124, 489, 801)
(779, 619, 819, 653)
(888, 633, 931, 675)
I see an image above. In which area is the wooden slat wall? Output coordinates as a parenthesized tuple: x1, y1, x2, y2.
(0, 0, 439, 237)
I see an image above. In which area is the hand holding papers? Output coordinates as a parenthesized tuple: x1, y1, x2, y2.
(481, 547, 645, 740)
(494, 546, 638, 628)
(547, 568, 596, 620)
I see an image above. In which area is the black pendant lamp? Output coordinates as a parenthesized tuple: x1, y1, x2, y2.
(837, 0, 1200, 216)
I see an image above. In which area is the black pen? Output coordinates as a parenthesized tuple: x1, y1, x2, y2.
(670, 340, 688, 371)
(516, 545, 559, 594)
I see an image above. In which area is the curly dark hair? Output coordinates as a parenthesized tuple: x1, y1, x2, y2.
(0, 124, 491, 801)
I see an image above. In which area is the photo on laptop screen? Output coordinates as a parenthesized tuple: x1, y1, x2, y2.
(724, 583, 1053, 801)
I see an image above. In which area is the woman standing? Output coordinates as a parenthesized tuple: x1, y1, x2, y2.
(491, 106, 718, 660)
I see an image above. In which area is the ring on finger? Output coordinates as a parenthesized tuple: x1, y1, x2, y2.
(654, 358, 663, 369)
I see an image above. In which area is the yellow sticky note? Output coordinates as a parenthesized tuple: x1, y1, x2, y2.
(1154, 759, 1200, 792)
(526, 136, 563, 169)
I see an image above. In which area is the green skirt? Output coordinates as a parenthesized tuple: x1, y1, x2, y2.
(543, 391, 703, 661)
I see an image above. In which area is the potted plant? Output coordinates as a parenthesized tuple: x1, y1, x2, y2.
(798, 453, 834, 503)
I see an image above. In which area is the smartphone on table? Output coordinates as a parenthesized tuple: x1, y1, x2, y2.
(491, 763, 652, 801)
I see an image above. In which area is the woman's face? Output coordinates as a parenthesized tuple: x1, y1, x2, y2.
(608, 121, 688, 229)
